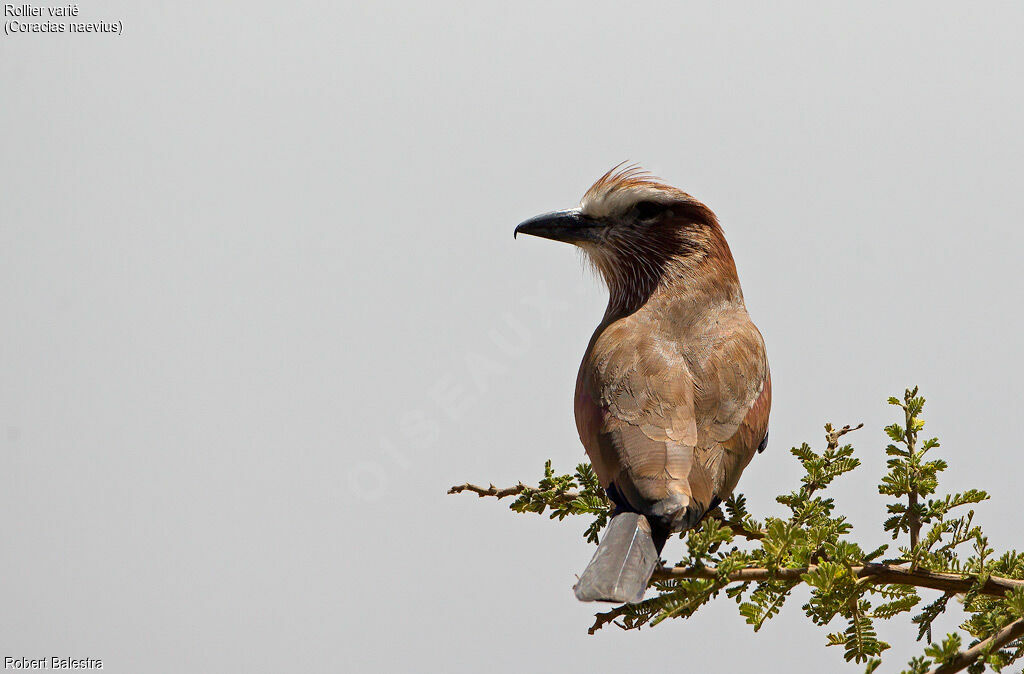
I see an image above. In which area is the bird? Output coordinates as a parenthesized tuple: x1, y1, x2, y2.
(514, 164, 771, 604)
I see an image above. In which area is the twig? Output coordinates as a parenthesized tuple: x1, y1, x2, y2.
(588, 577, 730, 634)
(705, 508, 765, 541)
(446, 482, 587, 512)
(826, 422, 865, 449)
(449, 484, 765, 540)
(927, 616, 1024, 674)
(904, 397, 922, 551)
(447, 482, 534, 499)
(588, 605, 631, 634)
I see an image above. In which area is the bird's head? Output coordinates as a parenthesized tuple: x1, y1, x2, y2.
(515, 164, 739, 315)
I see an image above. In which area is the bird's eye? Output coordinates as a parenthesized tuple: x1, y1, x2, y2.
(633, 201, 666, 220)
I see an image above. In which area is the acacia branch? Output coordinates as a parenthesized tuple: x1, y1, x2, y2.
(651, 562, 1024, 598)
(588, 564, 1024, 636)
(454, 391, 1024, 669)
(928, 616, 1024, 674)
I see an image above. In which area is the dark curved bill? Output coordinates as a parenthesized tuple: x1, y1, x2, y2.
(514, 209, 604, 244)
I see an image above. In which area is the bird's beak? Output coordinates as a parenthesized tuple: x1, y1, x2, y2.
(514, 209, 604, 244)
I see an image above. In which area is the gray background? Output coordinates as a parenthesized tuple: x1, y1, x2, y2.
(2, 2, 1023, 672)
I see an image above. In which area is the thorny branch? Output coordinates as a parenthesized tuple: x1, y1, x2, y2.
(651, 563, 1024, 598)
(927, 617, 1024, 674)
(583, 565, 1024, 637)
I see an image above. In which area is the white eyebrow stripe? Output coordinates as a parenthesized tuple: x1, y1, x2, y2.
(580, 184, 674, 219)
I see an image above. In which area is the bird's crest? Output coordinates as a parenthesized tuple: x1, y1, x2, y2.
(580, 162, 683, 219)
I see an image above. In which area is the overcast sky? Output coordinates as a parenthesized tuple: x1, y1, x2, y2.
(2, 2, 1023, 672)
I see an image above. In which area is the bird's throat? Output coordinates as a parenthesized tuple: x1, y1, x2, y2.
(589, 240, 742, 324)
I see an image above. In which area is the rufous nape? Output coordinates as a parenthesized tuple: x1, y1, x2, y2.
(515, 164, 771, 603)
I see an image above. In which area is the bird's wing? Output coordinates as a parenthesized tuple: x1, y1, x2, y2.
(576, 318, 714, 518)
(576, 311, 770, 523)
(690, 318, 771, 500)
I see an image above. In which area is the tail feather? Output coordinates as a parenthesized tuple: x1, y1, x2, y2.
(573, 512, 659, 603)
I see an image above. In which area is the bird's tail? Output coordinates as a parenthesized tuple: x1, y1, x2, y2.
(573, 512, 660, 604)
